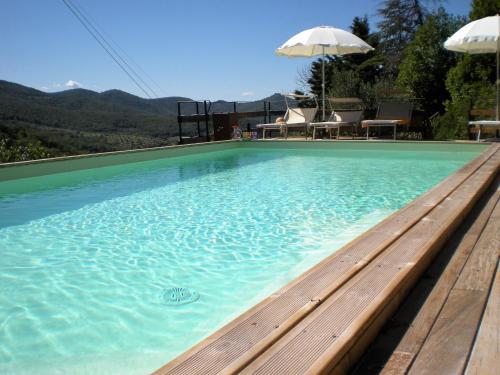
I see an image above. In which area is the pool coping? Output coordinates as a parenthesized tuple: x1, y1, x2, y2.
(152, 142, 500, 375)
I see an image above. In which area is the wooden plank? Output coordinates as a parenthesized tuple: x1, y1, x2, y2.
(379, 351, 415, 375)
(407, 289, 488, 375)
(407, 199, 500, 374)
(470, 108, 496, 117)
(396, 189, 499, 355)
(454, 200, 500, 291)
(465, 260, 500, 375)
(350, 183, 500, 375)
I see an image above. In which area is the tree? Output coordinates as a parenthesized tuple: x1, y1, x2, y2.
(397, 8, 465, 117)
(305, 15, 381, 98)
(469, 0, 500, 20)
(431, 0, 500, 139)
(377, 0, 425, 76)
(306, 56, 335, 100)
(344, 16, 383, 83)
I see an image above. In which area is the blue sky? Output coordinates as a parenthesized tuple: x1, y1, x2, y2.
(1, 0, 471, 101)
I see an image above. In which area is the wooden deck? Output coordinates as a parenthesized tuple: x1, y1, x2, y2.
(353, 174, 499, 375)
(153, 143, 499, 375)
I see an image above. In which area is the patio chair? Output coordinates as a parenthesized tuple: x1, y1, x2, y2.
(468, 120, 500, 141)
(309, 98, 363, 140)
(361, 101, 413, 140)
(257, 94, 318, 139)
(467, 107, 500, 141)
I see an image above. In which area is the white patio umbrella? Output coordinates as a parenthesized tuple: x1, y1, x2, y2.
(444, 15, 500, 120)
(276, 26, 374, 120)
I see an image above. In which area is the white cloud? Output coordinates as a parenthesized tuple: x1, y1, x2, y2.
(241, 91, 254, 97)
(41, 80, 87, 92)
(65, 80, 81, 89)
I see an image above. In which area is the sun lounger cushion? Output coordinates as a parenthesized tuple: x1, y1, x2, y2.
(256, 123, 284, 129)
(310, 121, 351, 128)
(310, 110, 363, 128)
(361, 119, 405, 127)
(468, 120, 500, 127)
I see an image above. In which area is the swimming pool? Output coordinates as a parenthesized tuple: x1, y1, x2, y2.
(0, 141, 487, 374)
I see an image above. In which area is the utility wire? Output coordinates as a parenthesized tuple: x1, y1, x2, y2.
(68, 0, 160, 98)
(73, 0, 168, 97)
(61, 0, 153, 98)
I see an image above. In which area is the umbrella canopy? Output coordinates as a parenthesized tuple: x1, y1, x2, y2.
(444, 15, 500, 120)
(276, 26, 374, 120)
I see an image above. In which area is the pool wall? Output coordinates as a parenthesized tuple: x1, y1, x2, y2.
(0, 140, 488, 182)
(0, 140, 236, 182)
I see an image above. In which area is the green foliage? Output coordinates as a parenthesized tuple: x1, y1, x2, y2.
(430, 0, 500, 140)
(306, 15, 382, 101)
(0, 137, 51, 163)
(377, 0, 425, 76)
(397, 8, 466, 116)
(327, 68, 361, 98)
(469, 0, 500, 20)
(306, 56, 335, 100)
(446, 54, 496, 105)
(430, 97, 470, 140)
(343, 16, 383, 83)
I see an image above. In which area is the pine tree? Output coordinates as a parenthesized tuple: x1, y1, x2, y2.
(306, 56, 334, 99)
(345, 16, 383, 83)
(377, 0, 425, 76)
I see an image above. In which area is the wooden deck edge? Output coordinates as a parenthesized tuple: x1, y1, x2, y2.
(355, 179, 500, 375)
(323, 152, 500, 374)
(238, 148, 499, 374)
(153, 144, 499, 375)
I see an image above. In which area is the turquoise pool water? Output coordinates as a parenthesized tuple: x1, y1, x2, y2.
(0, 143, 485, 374)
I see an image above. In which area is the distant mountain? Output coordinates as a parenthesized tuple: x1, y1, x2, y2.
(0, 81, 191, 115)
(0, 80, 287, 159)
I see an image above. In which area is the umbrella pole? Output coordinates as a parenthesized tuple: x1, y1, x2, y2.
(322, 46, 325, 121)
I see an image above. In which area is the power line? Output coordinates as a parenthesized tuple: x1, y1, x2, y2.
(71, 0, 168, 97)
(61, 0, 153, 98)
(68, 0, 160, 98)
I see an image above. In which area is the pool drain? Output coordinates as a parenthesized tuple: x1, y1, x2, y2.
(162, 287, 200, 306)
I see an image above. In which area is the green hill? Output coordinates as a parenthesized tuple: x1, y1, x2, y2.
(0, 80, 287, 162)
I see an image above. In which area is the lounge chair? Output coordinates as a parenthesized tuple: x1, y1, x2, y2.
(309, 110, 363, 139)
(361, 101, 413, 140)
(468, 120, 500, 141)
(309, 98, 363, 140)
(257, 93, 318, 139)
